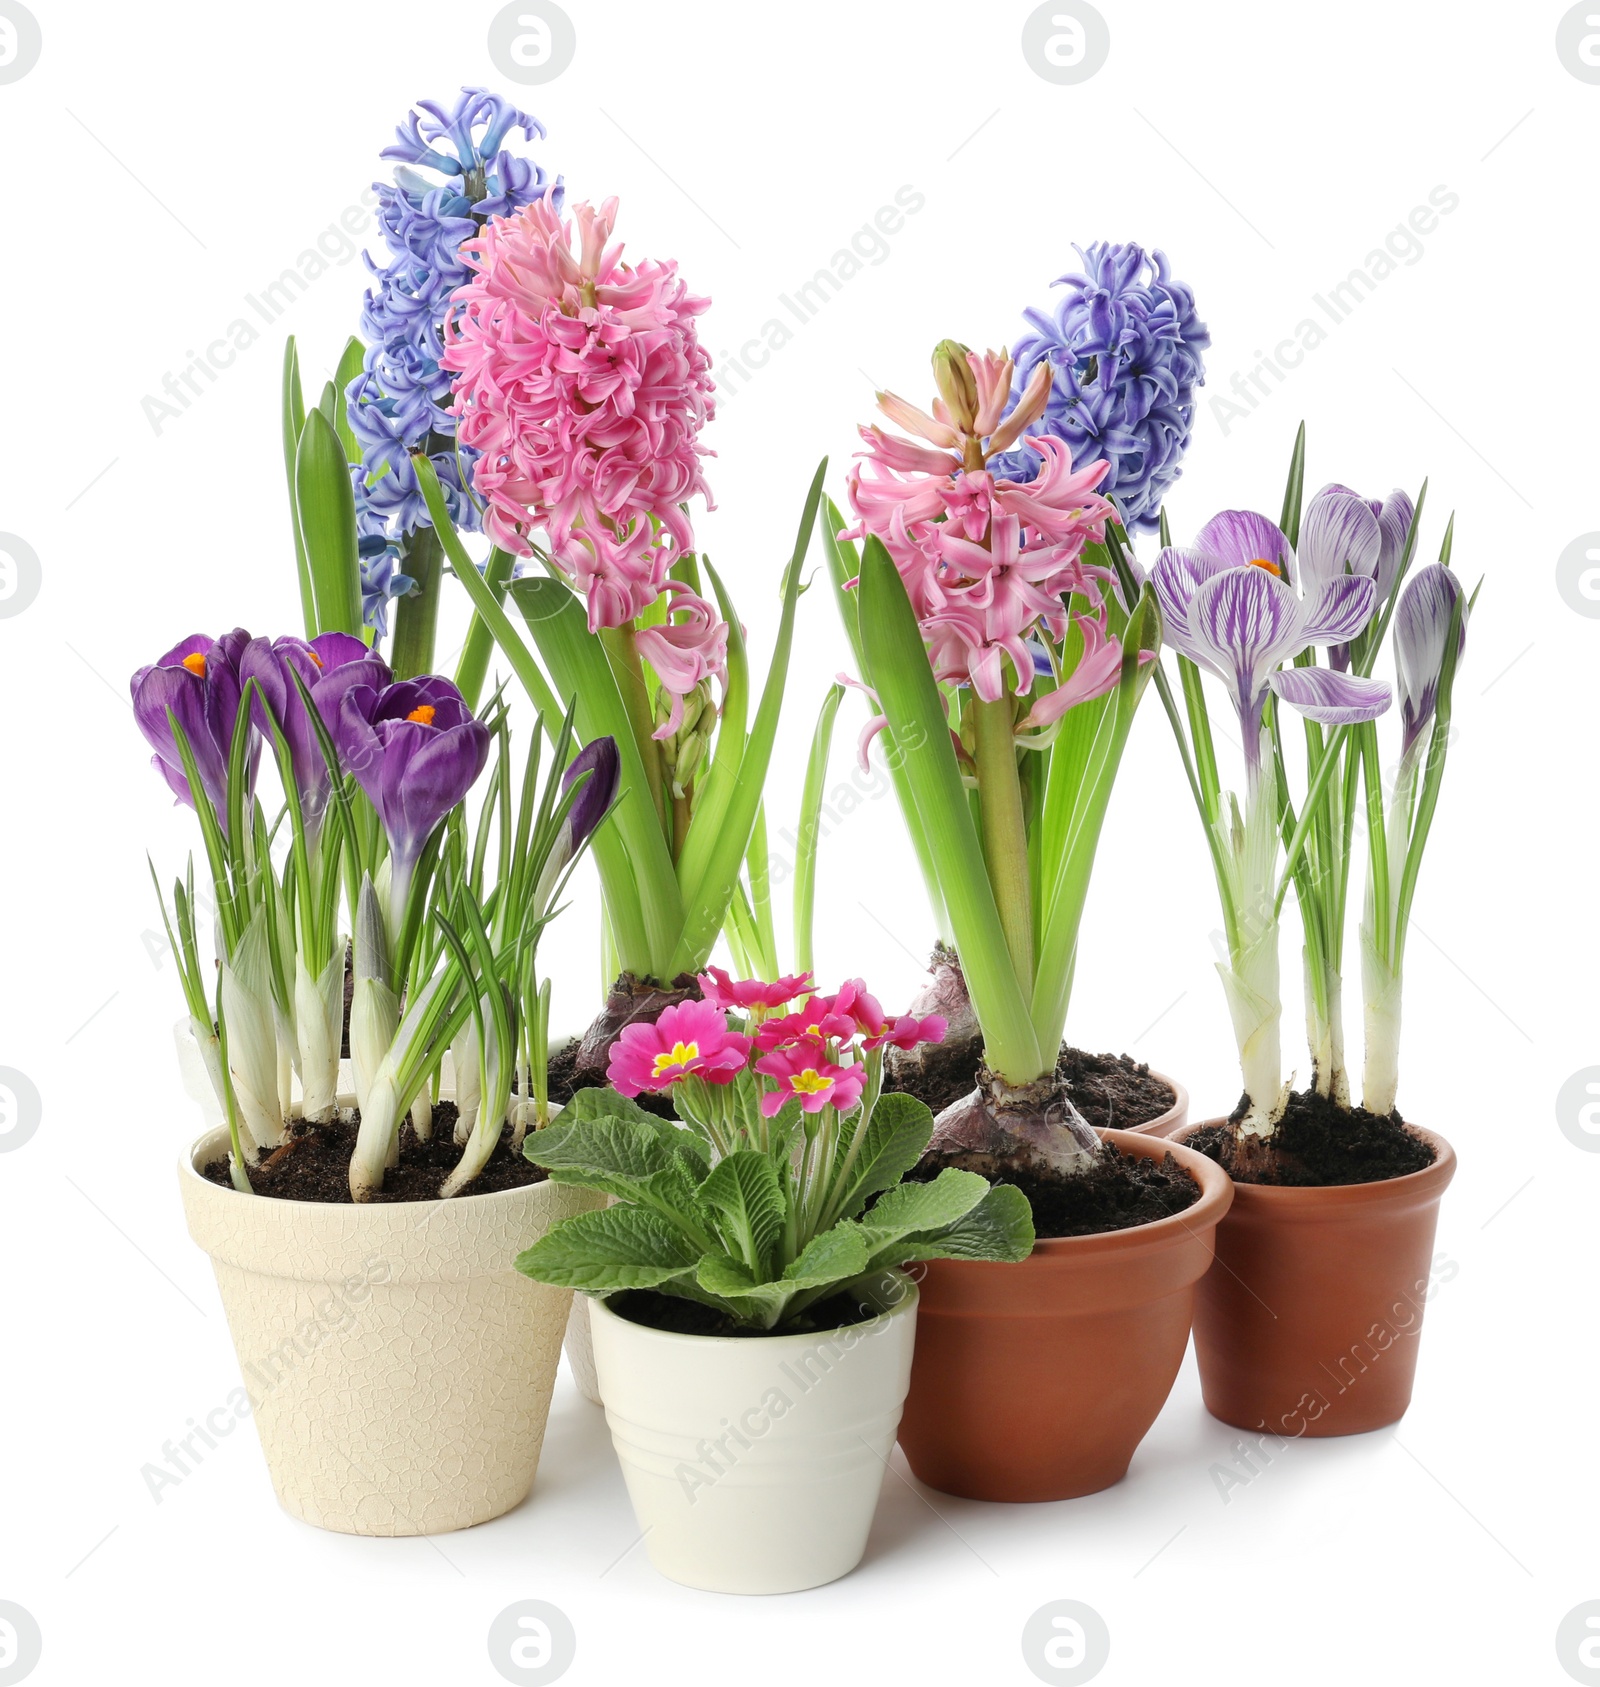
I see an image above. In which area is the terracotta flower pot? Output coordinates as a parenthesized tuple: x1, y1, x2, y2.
(179, 1123, 602, 1535)
(591, 1273, 918, 1593)
(1175, 1118, 1455, 1437)
(1124, 1067, 1188, 1138)
(896, 1128, 1233, 1502)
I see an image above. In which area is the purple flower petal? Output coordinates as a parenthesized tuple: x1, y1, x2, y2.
(1299, 574, 1377, 646)
(1188, 567, 1305, 726)
(1194, 510, 1295, 582)
(1298, 489, 1381, 595)
(1268, 665, 1391, 724)
(563, 735, 620, 850)
(1395, 563, 1466, 752)
(1150, 545, 1230, 650)
(1375, 490, 1415, 605)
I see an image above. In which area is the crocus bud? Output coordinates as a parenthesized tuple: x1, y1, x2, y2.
(931, 339, 979, 434)
(532, 735, 621, 917)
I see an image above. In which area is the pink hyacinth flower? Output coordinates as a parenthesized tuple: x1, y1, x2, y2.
(442, 189, 716, 632)
(607, 999, 752, 1096)
(842, 348, 1116, 705)
(635, 583, 730, 737)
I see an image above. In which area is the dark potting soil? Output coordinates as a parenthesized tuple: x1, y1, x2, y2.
(199, 1101, 548, 1203)
(1187, 1088, 1436, 1187)
(971, 1146, 1201, 1240)
(607, 1287, 883, 1339)
(888, 1037, 1176, 1129)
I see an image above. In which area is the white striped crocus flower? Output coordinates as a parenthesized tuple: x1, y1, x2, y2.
(1151, 509, 1392, 1138)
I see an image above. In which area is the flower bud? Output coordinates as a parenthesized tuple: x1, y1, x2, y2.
(931, 339, 979, 434)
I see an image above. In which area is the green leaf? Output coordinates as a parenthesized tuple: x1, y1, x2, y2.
(295, 406, 362, 636)
(524, 1111, 678, 1182)
(1279, 420, 1307, 545)
(514, 1205, 702, 1292)
(828, 1090, 934, 1219)
(866, 1182, 1035, 1272)
(698, 1150, 785, 1275)
(670, 556, 749, 898)
(331, 336, 366, 464)
(561, 1084, 709, 1170)
(412, 454, 655, 977)
(856, 534, 1042, 1079)
(1029, 580, 1160, 1058)
(820, 496, 948, 939)
(282, 338, 315, 639)
(846, 1167, 990, 1256)
(693, 1222, 872, 1326)
(794, 682, 844, 975)
(783, 1224, 871, 1285)
(669, 457, 828, 975)
(523, 1109, 710, 1236)
(510, 575, 682, 971)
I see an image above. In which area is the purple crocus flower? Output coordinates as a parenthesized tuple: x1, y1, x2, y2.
(335, 674, 491, 915)
(1152, 510, 1390, 769)
(131, 629, 256, 828)
(239, 633, 393, 839)
(1301, 483, 1416, 668)
(1394, 564, 1467, 754)
(1315, 483, 1415, 606)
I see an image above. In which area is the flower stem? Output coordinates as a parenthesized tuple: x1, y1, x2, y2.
(390, 524, 444, 681)
(454, 547, 516, 709)
(599, 624, 667, 835)
(972, 696, 1033, 994)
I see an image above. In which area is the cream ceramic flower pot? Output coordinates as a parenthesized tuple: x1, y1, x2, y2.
(179, 1123, 601, 1536)
(563, 1291, 605, 1405)
(590, 1273, 919, 1594)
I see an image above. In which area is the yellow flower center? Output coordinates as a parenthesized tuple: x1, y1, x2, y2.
(182, 652, 207, 676)
(406, 704, 437, 725)
(788, 1068, 832, 1095)
(652, 1041, 699, 1077)
(1249, 558, 1281, 576)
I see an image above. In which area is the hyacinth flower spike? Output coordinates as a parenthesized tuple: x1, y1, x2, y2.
(831, 336, 1164, 1181)
(430, 182, 831, 1038)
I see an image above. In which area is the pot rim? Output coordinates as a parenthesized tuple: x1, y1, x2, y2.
(1139, 1067, 1187, 1132)
(179, 1118, 561, 1216)
(1172, 1117, 1457, 1208)
(1006, 1126, 1234, 1259)
(588, 1269, 919, 1351)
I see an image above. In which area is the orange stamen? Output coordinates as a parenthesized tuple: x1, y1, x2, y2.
(405, 704, 436, 725)
(1248, 558, 1281, 577)
(181, 652, 207, 676)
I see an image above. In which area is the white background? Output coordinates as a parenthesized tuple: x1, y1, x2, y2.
(0, 0, 1593, 1682)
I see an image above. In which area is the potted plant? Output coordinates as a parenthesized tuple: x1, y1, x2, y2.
(1150, 432, 1462, 1435)
(828, 244, 1211, 1139)
(513, 974, 1033, 1592)
(823, 314, 1233, 1503)
(393, 181, 830, 1394)
(138, 623, 619, 1534)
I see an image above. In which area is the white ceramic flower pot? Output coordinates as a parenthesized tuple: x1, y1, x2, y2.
(179, 1123, 601, 1536)
(590, 1273, 919, 1594)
